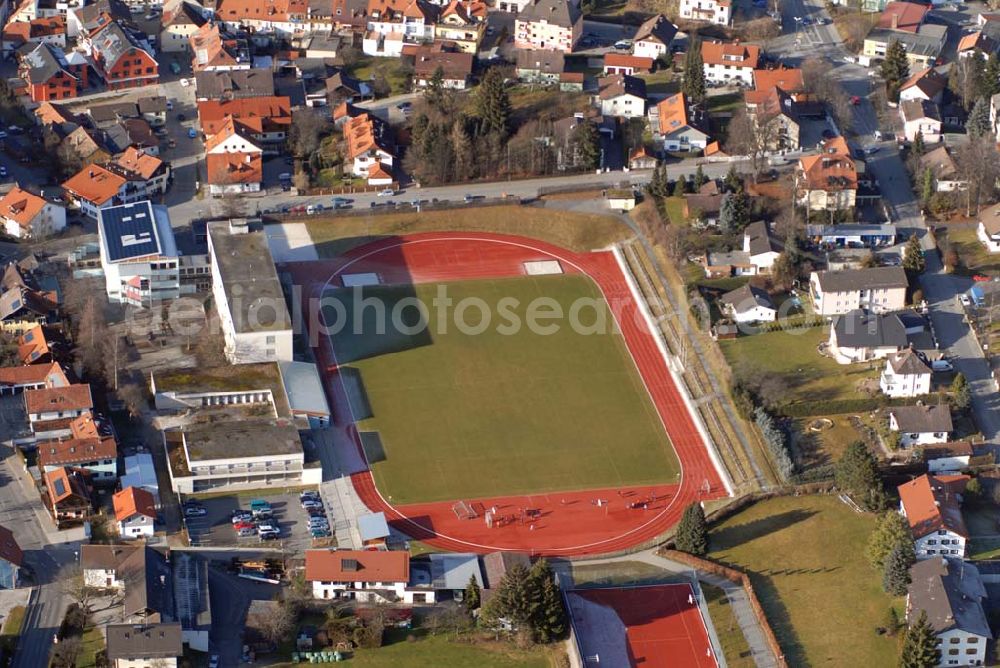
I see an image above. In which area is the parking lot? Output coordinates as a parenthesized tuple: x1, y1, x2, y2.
(182, 489, 331, 552)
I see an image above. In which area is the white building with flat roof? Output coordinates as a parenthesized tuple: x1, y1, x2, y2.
(98, 200, 179, 307)
(207, 219, 293, 364)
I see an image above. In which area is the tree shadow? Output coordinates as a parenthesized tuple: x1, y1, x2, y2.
(709, 509, 819, 552)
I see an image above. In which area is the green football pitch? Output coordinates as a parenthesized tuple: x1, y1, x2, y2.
(324, 274, 680, 505)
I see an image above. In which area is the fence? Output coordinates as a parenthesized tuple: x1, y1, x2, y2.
(661, 549, 788, 668)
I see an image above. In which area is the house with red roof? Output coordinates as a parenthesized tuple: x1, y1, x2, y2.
(216, 0, 308, 35)
(0, 185, 66, 240)
(701, 41, 760, 86)
(189, 22, 250, 72)
(204, 118, 263, 195)
(0, 361, 68, 395)
(62, 163, 128, 219)
(197, 96, 292, 151)
(343, 112, 395, 183)
(113, 486, 156, 539)
(603, 53, 654, 76)
(88, 20, 158, 90)
(37, 413, 117, 481)
(18, 43, 87, 102)
(679, 0, 731, 26)
(898, 473, 969, 559)
(305, 549, 432, 603)
(2, 14, 66, 54)
(25, 383, 93, 428)
(364, 0, 437, 57)
(44, 466, 92, 524)
(795, 137, 858, 211)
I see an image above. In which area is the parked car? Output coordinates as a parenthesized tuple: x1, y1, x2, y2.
(301, 499, 323, 510)
(177, 113, 186, 121)
(259, 531, 280, 541)
(188, 128, 198, 139)
(850, 96, 861, 105)
(311, 528, 331, 538)
(613, 40, 631, 50)
(184, 506, 207, 518)
(931, 359, 954, 372)
(307, 507, 326, 518)
(233, 522, 256, 532)
(308, 516, 329, 527)
(250, 499, 271, 511)
(166, 100, 174, 111)
(300, 490, 320, 501)
(180, 78, 191, 87)
(231, 511, 253, 524)
(973, 274, 992, 282)
(378, 188, 396, 197)
(960, 294, 972, 307)
(209, 655, 220, 668)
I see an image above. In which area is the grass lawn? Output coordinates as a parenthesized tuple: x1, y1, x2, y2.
(302, 205, 631, 258)
(792, 413, 864, 472)
(708, 495, 901, 667)
(639, 70, 678, 96)
(941, 226, 1000, 275)
(662, 196, 686, 225)
(965, 500, 1000, 559)
(703, 584, 755, 668)
(508, 88, 590, 126)
(0, 605, 24, 655)
(326, 275, 679, 504)
(707, 92, 743, 115)
(348, 56, 412, 96)
(719, 327, 880, 405)
(77, 626, 105, 668)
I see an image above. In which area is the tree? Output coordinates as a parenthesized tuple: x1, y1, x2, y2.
(724, 164, 743, 193)
(528, 560, 566, 642)
(694, 164, 708, 189)
(288, 108, 332, 160)
(883, 543, 915, 595)
(900, 610, 941, 668)
(911, 130, 925, 157)
(950, 372, 971, 412)
(425, 65, 446, 110)
(771, 251, 798, 290)
(247, 599, 296, 645)
(58, 566, 96, 616)
(474, 67, 511, 139)
(984, 52, 1000, 98)
(882, 39, 910, 102)
(117, 382, 146, 419)
(866, 511, 913, 569)
(647, 162, 670, 198)
(724, 108, 778, 181)
(674, 502, 708, 555)
(451, 119, 473, 181)
(966, 97, 992, 138)
(682, 41, 706, 104)
(672, 178, 688, 197)
(570, 120, 601, 170)
(950, 50, 987, 110)
(958, 136, 1000, 215)
(464, 574, 481, 613)
(719, 190, 750, 233)
(902, 234, 925, 274)
(481, 564, 537, 630)
(835, 442, 885, 511)
(920, 167, 934, 206)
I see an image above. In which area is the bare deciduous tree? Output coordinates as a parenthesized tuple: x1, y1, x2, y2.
(247, 600, 296, 645)
(958, 137, 1000, 215)
(725, 107, 779, 181)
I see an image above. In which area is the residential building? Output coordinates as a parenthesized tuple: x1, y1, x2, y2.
(343, 112, 395, 181)
(207, 219, 293, 364)
(0, 526, 22, 589)
(877, 1, 929, 33)
(899, 67, 947, 104)
(19, 43, 86, 102)
(654, 92, 709, 151)
(410, 49, 473, 89)
(113, 486, 156, 539)
(196, 96, 292, 149)
(977, 204, 1000, 253)
(25, 384, 93, 427)
(795, 137, 858, 212)
(702, 250, 755, 278)
(513, 0, 581, 53)
(106, 623, 183, 668)
(863, 24, 947, 69)
(907, 557, 990, 667)
(924, 441, 974, 474)
(919, 146, 965, 192)
(631, 14, 676, 60)
(189, 22, 249, 72)
(194, 69, 275, 101)
(809, 266, 909, 316)
(106, 147, 171, 199)
(37, 416, 117, 480)
(628, 146, 657, 170)
(0, 185, 66, 239)
(17, 325, 58, 365)
(2, 15, 65, 53)
(305, 549, 433, 604)
(362, 0, 437, 58)
(0, 285, 57, 335)
(98, 200, 179, 306)
(679, 0, 730, 25)
(0, 361, 69, 395)
(44, 466, 92, 522)
(745, 85, 801, 151)
(890, 403, 953, 447)
(701, 41, 760, 86)
(718, 284, 776, 323)
(160, 0, 208, 52)
(62, 164, 128, 219)
(743, 220, 781, 273)
(216, 0, 308, 35)
(164, 419, 321, 494)
(880, 348, 932, 397)
(204, 119, 263, 195)
(515, 49, 564, 84)
(899, 473, 969, 558)
(828, 310, 908, 363)
(603, 53, 654, 75)
(595, 74, 646, 119)
(434, 0, 486, 53)
(88, 21, 159, 90)
(900, 99, 942, 143)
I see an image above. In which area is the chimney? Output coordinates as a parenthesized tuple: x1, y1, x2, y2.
(891, 13, 898, 29)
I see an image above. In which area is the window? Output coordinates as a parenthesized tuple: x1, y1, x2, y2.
(968, 638, 979, 644)
(948, 649, 959, 656)
(928, 540, 937, 545)
(950, 638, 961, 644)
(966, 649, 978, 655)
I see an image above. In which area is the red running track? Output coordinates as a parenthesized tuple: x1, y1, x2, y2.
(286, 232, 726, 556)
(567, 584, 718, 668)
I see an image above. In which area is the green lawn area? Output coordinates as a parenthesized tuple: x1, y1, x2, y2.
(662, 196, 686, 226)
(508, 88, 590, 125)
(719, 327, 880, 405)
(348, 56, 412, 96)
(302, 205, 630, 258)
(77, 626, 105, 668)
(639, 70, 678, 96)
(703, 584, 755, 668)
(965, 500, 1000, 559)
(326, 275, 679, 504)
(942, 226, 1000, 275)
(793, 413, 865, 472)
(707, 92, 743, 115)
(708, 495, 901, 667)
(0, 605, 24, 655)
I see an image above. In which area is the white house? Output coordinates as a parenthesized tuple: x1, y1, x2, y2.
(890, 403, 953, 447)
(113, 486, 156, 539)
(977, 206, 1000, 253)
(305, 549, 435, 605)
(809, 266, 909, 317)
(0, 186, 66, 239)
(595, 74, 647, 119)
(828, 311, 908, 364)
(106, 622, 183, 668)
(743, 221, 781, 273)
(899, 67, 946, 104)
(907, 557, 990, 668)
(701, 41, 759, 85)
(924, 441, 974, 474)
(679, 0, 731, 25)
(98, 201, 180, 307)
(24, 384, 92, 431)
(880, 348, 932, 397)
(631, 14, 677, 60)
(899, 474, 969, 560)
(718, 284, 776, 324)
(207, 219, 293, 365)
(900, 99, 942, 143)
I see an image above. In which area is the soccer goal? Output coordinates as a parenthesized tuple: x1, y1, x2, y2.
(452, 500, 480, 520)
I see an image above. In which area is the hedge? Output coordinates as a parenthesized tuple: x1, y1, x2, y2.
(776, 396, 921, 418)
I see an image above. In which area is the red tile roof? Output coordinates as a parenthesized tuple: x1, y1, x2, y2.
(0, 361, 66, 387)
(113, 486, 156, 522)
(603, 53, 655, 71)
(305, 549, 409, 583)
(17, 324, 50, 364)
(798, 137, 857, 191)
(205, 151, 262, 186)
(216, 0, 307, 23)
(24, 384, 93, 415)
(62, 164, 126, 206)
(197, 97, 291, 136)
(37, 434, 116, 468)
(898, 473, 969, 539)
(876, 1, 928, 33)
(0, 186, 48, 231)
(700, 41, 761, 69)
(44, 466, 91, 506)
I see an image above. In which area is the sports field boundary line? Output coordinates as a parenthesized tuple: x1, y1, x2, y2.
(611, 244, 734, 497)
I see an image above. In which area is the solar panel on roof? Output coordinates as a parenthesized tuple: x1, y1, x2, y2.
(53, 478, 66, 496)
